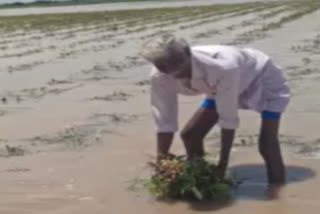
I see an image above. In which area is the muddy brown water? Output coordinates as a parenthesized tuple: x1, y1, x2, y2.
(1, 0, 320, 213)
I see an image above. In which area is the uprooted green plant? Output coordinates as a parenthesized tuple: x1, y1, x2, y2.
(147, 156, 234, 201)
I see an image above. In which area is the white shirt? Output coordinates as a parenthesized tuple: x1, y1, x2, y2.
(150, 45, 290, 132)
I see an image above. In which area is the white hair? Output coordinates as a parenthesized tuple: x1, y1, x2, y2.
(140, 34, 190, 65)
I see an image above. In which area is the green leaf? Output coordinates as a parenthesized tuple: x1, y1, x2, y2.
(191, 186, 203, 200)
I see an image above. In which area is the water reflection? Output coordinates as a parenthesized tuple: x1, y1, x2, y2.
(231, 164, 316, 200)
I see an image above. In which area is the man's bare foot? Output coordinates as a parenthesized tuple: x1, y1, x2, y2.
(265, 184, 285, 200)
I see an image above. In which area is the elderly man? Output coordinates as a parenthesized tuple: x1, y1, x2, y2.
(141, 35, 290, 184)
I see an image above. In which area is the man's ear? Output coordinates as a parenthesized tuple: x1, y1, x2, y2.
(185, 46, 191, 56)
(154, 61, 169, 73)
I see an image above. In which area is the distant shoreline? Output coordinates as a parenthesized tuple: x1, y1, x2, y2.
(0, 0, 277, 16)
(0, 0, 161, 9)
(0, 0, 276, 10)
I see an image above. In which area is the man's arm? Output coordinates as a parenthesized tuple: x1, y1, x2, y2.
(150, 68, 178, 158)
(214, 67, 239, 178)
(157, 132, 174, 160)
(218, 128, 235, 178)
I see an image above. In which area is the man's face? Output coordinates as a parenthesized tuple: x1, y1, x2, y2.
(155, 56, 191, 79)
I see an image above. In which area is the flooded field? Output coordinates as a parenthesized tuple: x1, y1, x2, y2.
(0, 0, 320, 213)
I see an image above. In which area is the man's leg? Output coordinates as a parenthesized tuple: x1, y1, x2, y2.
(259, 111, 286, 184)
(181, 99, 218, 159)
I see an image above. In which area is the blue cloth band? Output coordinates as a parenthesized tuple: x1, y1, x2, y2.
(262, 111, 281, 119)
(200, 99, 216, 109)
(200, 100, 280, 119)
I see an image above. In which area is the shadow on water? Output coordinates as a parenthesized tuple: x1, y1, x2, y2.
(157, 164, 316, 212)
(188, 199, 235, 212)
(230, 164, 316, 201)
(156, 197, 236, 212)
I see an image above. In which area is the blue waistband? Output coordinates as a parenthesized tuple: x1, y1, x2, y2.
(200, 99, 281, 119)
(262, 111, 281, 119)
(200, 99, 216, 109)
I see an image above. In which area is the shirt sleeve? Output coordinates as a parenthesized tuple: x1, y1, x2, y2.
(215, 68, 240, 130)
(150, 68, 178, 133)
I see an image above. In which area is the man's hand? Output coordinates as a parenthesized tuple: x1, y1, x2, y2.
(216, 164, 227, 180)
